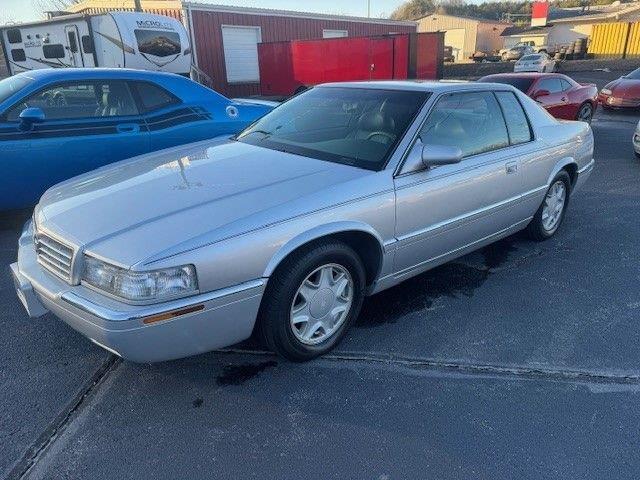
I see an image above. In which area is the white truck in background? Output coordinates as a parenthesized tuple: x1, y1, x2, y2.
(0, 12, 191, 77)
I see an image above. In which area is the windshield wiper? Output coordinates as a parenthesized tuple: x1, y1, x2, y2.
(242, 129, 273, 138)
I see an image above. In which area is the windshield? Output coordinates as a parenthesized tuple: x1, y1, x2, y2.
(626, 67, 640, 80)
(520, 55, 539, 61)
(236, 87, 430, 171)
(0, 76, 32, 105)
(478, 76, 535, 93)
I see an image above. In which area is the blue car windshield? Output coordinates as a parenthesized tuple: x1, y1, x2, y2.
(236, 87, 430, 171)
(0, 76, 33, 105)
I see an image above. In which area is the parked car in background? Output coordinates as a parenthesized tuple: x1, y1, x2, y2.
(500, 43, 535, 61)
(599, 67, 640, 109)
(0, 68, 273, 211)
(478, 73, 598, 122)
(12, 81, 594, 363)
(634, 120, 640, 159)
(501, 41, 549, 60)
(514, 53, 557, 73)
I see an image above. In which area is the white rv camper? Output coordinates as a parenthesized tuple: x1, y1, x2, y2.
(0, 12, 191, 76)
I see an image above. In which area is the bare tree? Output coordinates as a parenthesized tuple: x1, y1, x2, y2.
(32, 0, 81, 14)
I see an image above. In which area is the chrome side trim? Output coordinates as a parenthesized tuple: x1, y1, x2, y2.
(61, 279, 265, 322)
(396, 185, 546, 244)
(577, 159, 595, 175)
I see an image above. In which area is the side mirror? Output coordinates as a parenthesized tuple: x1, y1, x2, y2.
(421, 144, 463, 167)
(533, 89, 550, 99)
(18, 107, 45, 131)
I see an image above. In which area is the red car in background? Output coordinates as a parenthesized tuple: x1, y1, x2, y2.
(598, 67, 640, 109)
(478, 73, 598, 123)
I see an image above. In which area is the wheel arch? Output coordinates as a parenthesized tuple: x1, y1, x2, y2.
(547, 157, 579, 189)
(263, 222, 386, 289)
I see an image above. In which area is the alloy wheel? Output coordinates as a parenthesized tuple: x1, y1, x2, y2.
(577, 103, 593, 122)
(541, 180, 567, 233)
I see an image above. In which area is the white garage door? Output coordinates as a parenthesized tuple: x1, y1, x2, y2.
(323, 29, 348, 38)
(221, 25, 262, 83)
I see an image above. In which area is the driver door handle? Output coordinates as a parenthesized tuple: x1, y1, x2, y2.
(505, 161, 518, 174)
(116, 123, 140, 134)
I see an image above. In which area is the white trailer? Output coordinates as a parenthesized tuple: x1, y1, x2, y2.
(0, 12, 191, 76)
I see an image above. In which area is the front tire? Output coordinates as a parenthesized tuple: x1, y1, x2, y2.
(257, 241, 366, 361)
(527, 171, 571, 241)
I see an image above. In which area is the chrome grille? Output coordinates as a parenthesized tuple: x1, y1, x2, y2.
(35, 233, 74, 282)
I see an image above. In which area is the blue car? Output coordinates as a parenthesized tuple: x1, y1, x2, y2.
(0, 69, 274, 210)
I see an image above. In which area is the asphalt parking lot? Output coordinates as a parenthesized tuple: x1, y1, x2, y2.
(1, 71, 639, 480)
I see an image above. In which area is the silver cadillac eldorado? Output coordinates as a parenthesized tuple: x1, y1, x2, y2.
(11, 81, 595, 362)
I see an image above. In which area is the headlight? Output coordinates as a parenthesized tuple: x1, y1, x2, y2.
(601, 88, 612, 95)
(82, 256, 198, 302)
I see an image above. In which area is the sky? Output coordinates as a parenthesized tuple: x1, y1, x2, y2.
(1, 0, 415, 24)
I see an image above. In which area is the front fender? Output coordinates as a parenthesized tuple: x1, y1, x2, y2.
(262, 221, 385, 278)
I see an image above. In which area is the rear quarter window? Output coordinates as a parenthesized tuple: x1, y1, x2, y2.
(478, 76, 534, 94)
(133, 82, 180, 112)
(495, 91, 532, 145)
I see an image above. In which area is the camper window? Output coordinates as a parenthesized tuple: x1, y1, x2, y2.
(67, 32, 78, 53)
(11, 49, 26, 62)
(7, 29, 22, 44)
(6, 81, 139, 121)
(134, 30, 181, 57)
(81, 35, 94, 54)
(43, 44, 65, 59)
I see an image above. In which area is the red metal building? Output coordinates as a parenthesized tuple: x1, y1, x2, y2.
(259, 33, 444, 96)
(183, 3, 417, 97)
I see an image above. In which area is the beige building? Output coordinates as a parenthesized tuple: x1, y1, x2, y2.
(501, 1, 640, 52)
(417, 13, 511, 62)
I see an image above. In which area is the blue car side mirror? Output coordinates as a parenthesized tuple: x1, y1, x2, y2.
(18, 107, 46, 131)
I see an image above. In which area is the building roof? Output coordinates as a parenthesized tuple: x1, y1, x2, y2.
(415, 12, 511, 25)
(183, 2, 417, 26)
(501, 25, 552, 37)
(501, 1, 640, 35)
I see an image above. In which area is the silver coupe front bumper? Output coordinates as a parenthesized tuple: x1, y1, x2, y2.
(11, 224, 265, 363)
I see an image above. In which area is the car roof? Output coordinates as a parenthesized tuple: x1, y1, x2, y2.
(316, 80, 518, 92)
(481, 72, 564, 80)
(13, 68, 184, 83)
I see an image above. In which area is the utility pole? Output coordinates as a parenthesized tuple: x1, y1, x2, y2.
(367, 0, 370, 18)
(133, 0, 143, 12)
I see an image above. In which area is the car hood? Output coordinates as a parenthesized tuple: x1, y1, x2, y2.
(606, 78, 640, 98)
(36, 139, 372, 268)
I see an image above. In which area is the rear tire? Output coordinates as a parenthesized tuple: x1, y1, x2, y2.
(576, 102, 594, 123)
(257, 241, 366, 362)
(527, 171, 571, 241)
